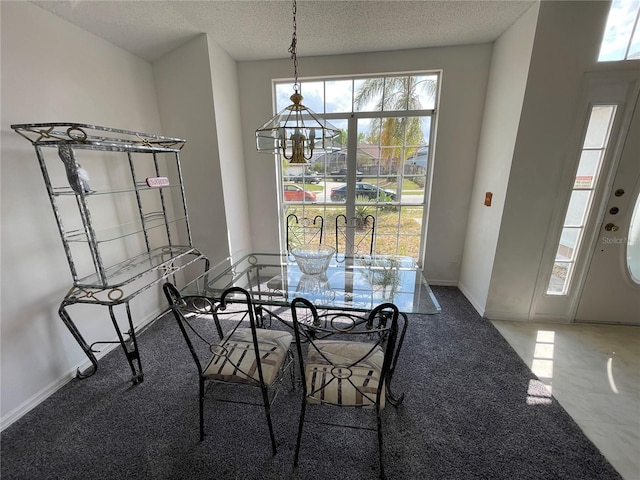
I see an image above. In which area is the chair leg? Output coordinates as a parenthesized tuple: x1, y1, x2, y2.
(199, 378, 205, 441)
(294, 400, 306, 467)
(377, 407, 386, 480)
(261, 386, 278, 455)
(288, 351, 296, 390)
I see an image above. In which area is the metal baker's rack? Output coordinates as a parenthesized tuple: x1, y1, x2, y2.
(12, 122, 210, 383)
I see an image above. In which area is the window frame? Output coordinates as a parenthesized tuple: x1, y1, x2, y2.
(273, 72, 440, 263)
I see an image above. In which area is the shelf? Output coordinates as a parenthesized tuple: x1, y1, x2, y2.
(65, 215, 187, 243)
(72, 245, 207, 291)
(12, 122, 207, 382)
(52, 183, 181, 196)
(11, 122, 186, 153)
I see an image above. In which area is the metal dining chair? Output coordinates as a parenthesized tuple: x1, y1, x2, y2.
(163, 283, 294, 454)
(267, 213, 325, 292)
(286, 213, 324, 252)
(334, 213, 375, 261)
(289, 297, 401, 479)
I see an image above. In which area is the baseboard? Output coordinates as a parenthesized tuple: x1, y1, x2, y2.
(456, 282, 486, 317)
(0, 308, 165, 432)
(483, 310, 531, 322)
(0, 342, 119, 432)
(425, 278, 458, 286)
(528, 311, 574, 323)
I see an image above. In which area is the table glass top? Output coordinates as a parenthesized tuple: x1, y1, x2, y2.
(181, 252, 440, 315)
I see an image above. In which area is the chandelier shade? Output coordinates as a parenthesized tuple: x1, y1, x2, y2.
(255, 0, 340, 163)
(256, 93, 340, 163)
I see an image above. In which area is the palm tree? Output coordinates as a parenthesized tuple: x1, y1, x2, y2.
(354, 76, 435, 171)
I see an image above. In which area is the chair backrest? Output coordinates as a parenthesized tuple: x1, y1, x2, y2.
(290, 297, 399, 409)
(163, 282, 266, 385)
(164, 282, 217, 375)
(335, 213, 375, 260)
(287, 213, 324, 252)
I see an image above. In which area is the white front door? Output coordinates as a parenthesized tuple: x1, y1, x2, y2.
(530, 70, 640, 323)
(575, 89, 640, 324)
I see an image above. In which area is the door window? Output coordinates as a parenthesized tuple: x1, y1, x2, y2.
(547, 105, 617, 294)
(628, 192, 640, 283)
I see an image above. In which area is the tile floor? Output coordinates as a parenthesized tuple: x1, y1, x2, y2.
(491, 320, 640, 480)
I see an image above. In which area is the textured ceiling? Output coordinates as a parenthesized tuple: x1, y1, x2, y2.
(33, 0, 535, 63)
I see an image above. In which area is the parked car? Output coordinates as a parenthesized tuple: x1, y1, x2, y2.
(330, 182, 396, 202)
(289, 172, 321, 184)
(284, 183, 317, 202)
(330, 168, 364, 181)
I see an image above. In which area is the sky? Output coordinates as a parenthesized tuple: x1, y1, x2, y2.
(274, 75, 436, 143)
(275, 75, 438, 114)
(598, 0, 640, 61)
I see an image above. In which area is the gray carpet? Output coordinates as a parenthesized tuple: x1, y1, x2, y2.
(1, 287, 622, 479)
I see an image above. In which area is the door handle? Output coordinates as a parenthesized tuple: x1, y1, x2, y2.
(604, 223, 619, 232)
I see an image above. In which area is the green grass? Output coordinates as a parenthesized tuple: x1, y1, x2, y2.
(355, 177, 423, 191)
(292, 178, 423, 194)
(284, 205, 423, 259)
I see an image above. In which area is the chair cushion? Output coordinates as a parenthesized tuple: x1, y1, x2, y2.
(305, 340, 385, 409)
(204, 328, 292, 386)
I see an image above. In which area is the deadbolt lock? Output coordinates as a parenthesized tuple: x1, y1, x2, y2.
(604, 223, 619, 232)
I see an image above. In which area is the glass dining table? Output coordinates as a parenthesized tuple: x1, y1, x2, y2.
(178, 251, 441, 404)
(180, 251, 440, 315)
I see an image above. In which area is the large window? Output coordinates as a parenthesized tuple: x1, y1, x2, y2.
(275, 73, 439, 261)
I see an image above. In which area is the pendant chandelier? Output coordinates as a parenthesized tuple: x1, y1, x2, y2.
(255, 0, 340, 164)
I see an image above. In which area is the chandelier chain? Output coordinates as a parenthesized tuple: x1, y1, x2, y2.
(255, 0, 339, 160)
(288, 0, 299, 92)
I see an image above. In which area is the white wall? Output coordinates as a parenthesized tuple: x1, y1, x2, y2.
(154, 34, 251, 263)
(485, 1, 611, 320)
(207, 37, 252, 256)
(238, 45, 493, 283)
(458, 3, 540, 314)
(153, 35, 232, 264)
(1, 2, 165, 425)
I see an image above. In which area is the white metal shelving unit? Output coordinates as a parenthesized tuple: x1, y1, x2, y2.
(12, 123, 210, 383)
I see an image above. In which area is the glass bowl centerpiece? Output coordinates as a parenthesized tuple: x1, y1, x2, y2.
(290, 245, 336, 276)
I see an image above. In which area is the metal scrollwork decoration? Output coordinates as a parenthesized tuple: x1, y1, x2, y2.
(107, 288, 124, 302)
(11, 123, 186, 151)
(67, 126, 88, 142)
